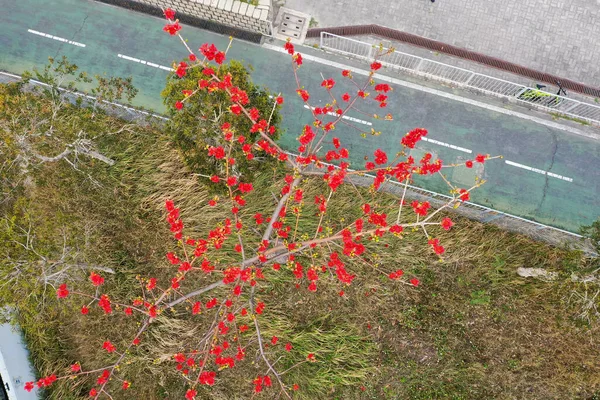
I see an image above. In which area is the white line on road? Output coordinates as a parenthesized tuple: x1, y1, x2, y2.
(262, 43, 599, 141)
(505, 160, 573, 182)
(303, 104, 372, 126)
(117, 54, 173, 71)
(421, 137, 472, 153)
(28, 29, 86, 47)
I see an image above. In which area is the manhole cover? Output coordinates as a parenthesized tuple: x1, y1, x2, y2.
(278, 12, 306, 39)
(274, 7, 311, 44)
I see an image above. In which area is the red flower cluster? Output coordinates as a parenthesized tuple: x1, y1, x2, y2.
(458, 188, 470, 201)
(163, 22, 181, 35)
(284, 39, 295, 55)
(165, 200, 184, 240)
(418, 153, 442, 175)
(402, 128, 427, 148)
(388, 269, 404, 279)
(321, 78, 335, 89)
(428, 238, 445, 255)
(90, 272, 104, 286)
(56, 283, 69, 298)
(411, 201, 431, 217)
(200, 43, 225, 64)
(374, 149, 388, 164)
(253, 375, 273, 393)
(102, 340, 116, 353)
(176, 61, 187, 78)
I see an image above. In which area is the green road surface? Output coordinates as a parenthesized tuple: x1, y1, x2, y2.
(1, 0, 599, 232)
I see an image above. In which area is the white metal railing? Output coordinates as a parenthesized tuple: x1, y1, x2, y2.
(319, 32, 600, 126)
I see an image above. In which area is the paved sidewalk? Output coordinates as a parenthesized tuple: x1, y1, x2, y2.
(283, 0, 600, 89)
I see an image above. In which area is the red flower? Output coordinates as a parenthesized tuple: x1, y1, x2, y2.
(321, 78, 335, 89)
(370, 61, 382, 71)
(122, 381, 131, 390)
(284, 40, 295, 55)
(441, 217, 453, 230)
(285, 342, 293, 351)
(199, 371, 216, 385)
(230, 104, 242, 115)
(297, 89, 309, 102)
(214, 51, 226, 65)
(475, 153, 487, 163)
(176, 61, 187, 78)
(402, 128, 427, 148)
(255, 302, 265, 315)
(71, 363, 81, 372)
(293, 53, 303, 65)
(428, 238, 445, 255)
(24, 382, 34, 392)
(175, 101, 184, 110)
(163, 22, 182, 35)
(276, 96, 284, 104)
(307, 353, 316, 362)
(410, 278, 420, 287)
(293, 384, 299, 391)
(374, 149, 388, 164)
(147, 277, 157, 290)
(124, 307, 133, 316)
(185, 389, 197, 400)
(192, 301, 202, 315)
(342, 69, 351, 77)
(375, 83, 391, 92)
(89, 388, 98, 397)
(465, 160, 473, 168)
(102, 340, 116, 353)
(81, 305, 89, 315)
(271, 336, 278, 345)
(163, 8, 175, 19)
(189, 53, 196, 61)
(388, 269, 404, 279)
(132, 338, 140, 346)
(57, 283, 69, 298)
(458, 189, 470, 201)
(411, 201, 431, 217)
(90, 272, 104, 286)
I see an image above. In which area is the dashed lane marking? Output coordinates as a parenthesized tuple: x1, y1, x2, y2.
(28, 29, 86, 47)
(505, 160, 573, 182)
(117, 54, 173, 72)
(421, 137, 472, 153)
(303, 104, 372, 126)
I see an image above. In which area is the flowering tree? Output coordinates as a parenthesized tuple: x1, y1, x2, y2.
(25, 8, 499, 399)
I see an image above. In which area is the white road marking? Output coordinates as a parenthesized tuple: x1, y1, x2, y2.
(303, 104, 372, 126)
(505, 160, 573, 182)
(117, 54, 173, 72)
(28, 29, 86, 47)
(421, 137, 472, 153)
(262, 43, 600, 141)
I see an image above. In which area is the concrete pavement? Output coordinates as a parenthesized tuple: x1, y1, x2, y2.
(1, 0, 599, 233)
(283, 0, 600, 89)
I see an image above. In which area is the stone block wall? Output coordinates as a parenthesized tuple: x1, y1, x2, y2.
(140, 0, 272, 35)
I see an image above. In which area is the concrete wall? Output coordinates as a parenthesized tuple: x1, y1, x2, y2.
(141, 0, 272, 35)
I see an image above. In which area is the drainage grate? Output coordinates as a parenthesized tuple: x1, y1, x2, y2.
(277, 13, 306, 39)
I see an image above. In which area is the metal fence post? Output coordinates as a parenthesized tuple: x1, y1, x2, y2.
(464, 72, 476, 86)
(414, 58, 425, 72)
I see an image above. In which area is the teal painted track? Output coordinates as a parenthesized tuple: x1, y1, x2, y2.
(1, 0, 598, 232)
